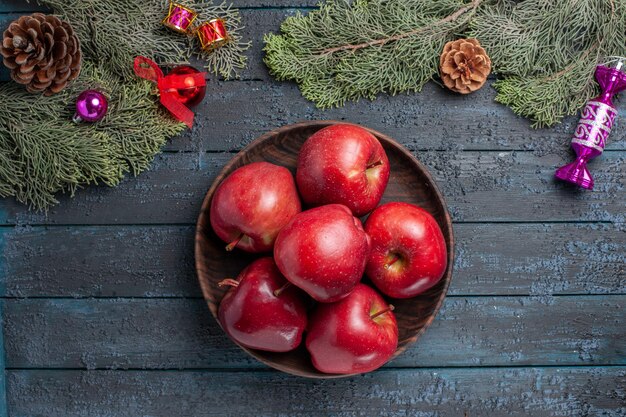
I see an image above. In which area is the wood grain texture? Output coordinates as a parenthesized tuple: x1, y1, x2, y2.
(0, 300, 6, 417)
(168, 80, 626, 153)
(0, 2, 44, 13)
(0, 225, 197, 298)
(4, 296, 624, 369)
(0, 150, 623, 225)
(1, 223, 623, 298)
(7, 367, 626, 417)
(195, 121, 454, 378)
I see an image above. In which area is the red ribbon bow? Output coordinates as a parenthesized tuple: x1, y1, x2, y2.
(133, 56, 206, 129)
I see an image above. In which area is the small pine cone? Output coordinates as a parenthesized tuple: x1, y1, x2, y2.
(440, 38, 491, 94)
(1, 13, 81, 96)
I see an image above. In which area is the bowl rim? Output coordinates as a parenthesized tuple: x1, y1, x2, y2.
(194, 120, 455, 378)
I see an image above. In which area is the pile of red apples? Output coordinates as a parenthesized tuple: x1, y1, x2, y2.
(210, 124, 447, 375)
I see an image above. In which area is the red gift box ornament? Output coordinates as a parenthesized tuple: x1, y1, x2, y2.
(196, 18, 229, 51)
(133, 56, 206, 129)
(162, 1, 198, 34)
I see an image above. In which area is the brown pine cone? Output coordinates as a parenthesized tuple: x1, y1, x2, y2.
(1, 13, 82, 95)
(440, 38, 491, 94)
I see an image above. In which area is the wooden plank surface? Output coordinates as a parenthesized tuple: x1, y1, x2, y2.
(4, 296, 624, 369)
(0, 150, 624, 225)
(1, 223, 623, 298)
(2, 1, 626, 416)
(7, 368, 626, 417)
(0, 2, 42, 13)
(168, 79, 626, 152)
(0, 300, 6, 417)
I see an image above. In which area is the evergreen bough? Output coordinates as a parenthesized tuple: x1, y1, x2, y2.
(264, 0, 626, 127)
(0, 0, 249, 210)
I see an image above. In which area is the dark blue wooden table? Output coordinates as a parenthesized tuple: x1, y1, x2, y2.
(1, 1, 625, 416)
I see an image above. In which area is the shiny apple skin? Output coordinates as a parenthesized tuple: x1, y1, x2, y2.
(365, 202, 447, 298)
(210, 162, 301, 253)
(274, 204, 371, 303)
(296, 124, 390, 217)
(306, 283, 398, 374)
(218, 257, 308, 352)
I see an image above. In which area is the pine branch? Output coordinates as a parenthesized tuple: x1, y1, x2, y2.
(37, 0, 250, 79)
(0, 0, 249, 210)
(264, 0, 486, 109)
(0, 62, 185, 209)
(265, 0, 626, 127)
(470, 0, 626, 127)
(189, 1, 251, 79)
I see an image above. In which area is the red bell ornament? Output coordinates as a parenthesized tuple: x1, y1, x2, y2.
(196, 18, 229, 51)
(167, 65, 206, 107)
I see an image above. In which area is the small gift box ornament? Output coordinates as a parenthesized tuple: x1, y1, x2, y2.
(196, 18, 229, 51)
(162, 1, 198, 34)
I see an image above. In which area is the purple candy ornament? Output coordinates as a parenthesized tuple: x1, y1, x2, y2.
(72, 90, 108, 123)
(555, 58, 626, 189)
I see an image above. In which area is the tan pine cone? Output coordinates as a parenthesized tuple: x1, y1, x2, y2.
(440, 38, 491, 94)
(1, 13, 81, 96)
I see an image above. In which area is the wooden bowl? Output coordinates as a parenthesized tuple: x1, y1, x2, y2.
(195, 121, 454, 378)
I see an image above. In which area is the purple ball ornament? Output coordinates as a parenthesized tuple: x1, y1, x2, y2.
(72, 90, 109, 123)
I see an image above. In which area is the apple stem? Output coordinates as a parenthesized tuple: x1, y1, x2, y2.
(218, 278, 239, 288)
(384, 254, 401, 270)
(366, 160, 384, 170)
(273, 282, 292, 297)
(225, 233, 244, 252)
(370, 304, 395, 320)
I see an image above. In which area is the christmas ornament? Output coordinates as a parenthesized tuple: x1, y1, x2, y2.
(167, 65, 206, 107)
(133, 56, 206, 128)
(440, 38, 491, 94)
(162, 1, 198, 34)
(555, 58, 626, 190)
(0, 0, 248, 211)
(196, 18, 229, 51)
(72, 90, 109, 123)
(0, 13, 81, 95)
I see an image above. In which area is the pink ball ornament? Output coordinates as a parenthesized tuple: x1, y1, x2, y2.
(72, 90, 108, 123)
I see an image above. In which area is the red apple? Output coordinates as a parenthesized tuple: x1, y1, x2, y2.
(365, 202, 447, 298)
(218, 257, 308, 352)
(274, 204, 370, 303)
(210, 162, 301, 253)
(306, 283, 398, 374)
(296, 124, 390, 217)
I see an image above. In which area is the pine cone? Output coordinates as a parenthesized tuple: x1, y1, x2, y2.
(440, 38, 491, 94)
(1, 13, 81, 95)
